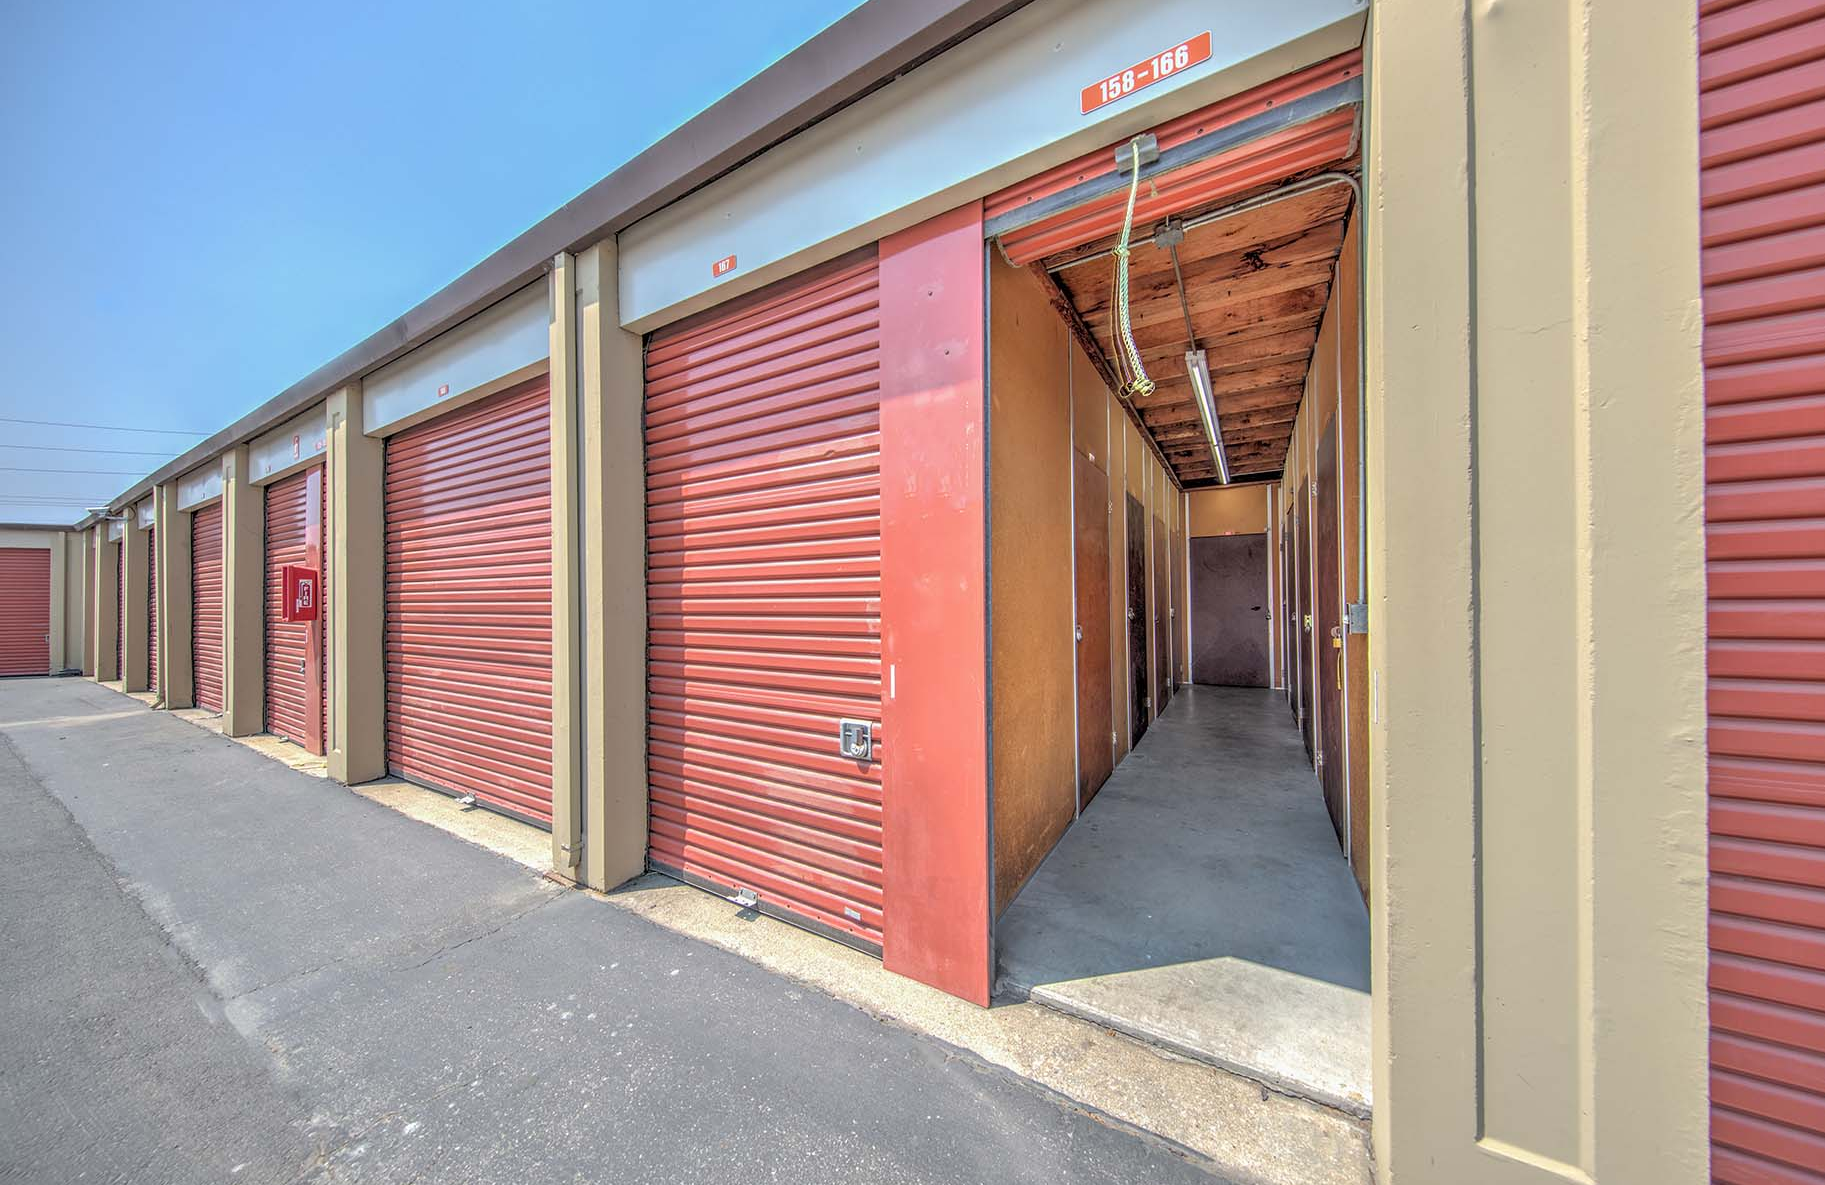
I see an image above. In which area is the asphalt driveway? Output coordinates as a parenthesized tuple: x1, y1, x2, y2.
(0, 677, 1220, 1185)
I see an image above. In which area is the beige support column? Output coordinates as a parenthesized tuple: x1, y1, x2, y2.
(1368, 3, 1707, 1183)
(576, 240, 649, 892)
(548, 252, 583, 878)
(93, 527, 119, 682)
(221, 448, 266, 736)
(80, 528, 95, 676)
(326, 384, 385, 784)
(45, 532, 67, 675)
(121, 512, 150, 693)
(157, 483, 195, 709)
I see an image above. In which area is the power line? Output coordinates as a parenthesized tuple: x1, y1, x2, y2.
(0, 497, 119, 506)
(0, 416, 209, 436)
(0, 443, 176, 457)
(0, 466, 147, 476)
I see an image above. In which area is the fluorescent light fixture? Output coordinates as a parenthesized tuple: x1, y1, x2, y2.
(1184, 349, 1230, 484)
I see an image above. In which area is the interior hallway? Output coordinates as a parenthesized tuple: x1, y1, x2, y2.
(995, 685, 1371, 1115)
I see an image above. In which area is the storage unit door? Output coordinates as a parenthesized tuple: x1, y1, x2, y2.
(147, 528, 157, 693)
(644, 252, 886, 950)
(0, 547, 51, 676)
(1701, 3, 1825, 1180)
(115, 543, 122, 676)
(192, 503, 224, 712)
(264, 467, 325, 753)
(383, 381, 553, 824)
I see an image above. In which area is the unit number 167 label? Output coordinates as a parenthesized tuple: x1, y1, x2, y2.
(1080, 32, 1211, 115)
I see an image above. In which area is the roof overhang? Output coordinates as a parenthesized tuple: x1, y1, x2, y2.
(95, 0, 1032, 518)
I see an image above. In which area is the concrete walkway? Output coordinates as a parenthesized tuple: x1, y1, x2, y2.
(995, 686, 1372, 1115)
(0, 677, 1226, 1185)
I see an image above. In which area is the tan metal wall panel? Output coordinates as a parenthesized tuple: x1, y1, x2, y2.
(0, 548, 50, 677)
(644, 252, 885, 949)
(1702, 1, 1825, 1181)
(383, 381, 553, 824)
(192, 503, 224, 713)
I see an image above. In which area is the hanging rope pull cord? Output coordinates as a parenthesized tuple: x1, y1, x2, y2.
(1111, 138, 1155, 401)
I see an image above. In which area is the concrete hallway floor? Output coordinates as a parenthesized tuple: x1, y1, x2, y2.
(995, 685, 1372, 1115)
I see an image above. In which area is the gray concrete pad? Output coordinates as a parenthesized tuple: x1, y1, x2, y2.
(1, 677, 1228, 1184)
(995, 685, 1372, 1115)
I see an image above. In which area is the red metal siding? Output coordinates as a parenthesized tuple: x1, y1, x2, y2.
(192, 502, 224, 713)
(1704, 2, 1825, 1181)
(147, 527, 157, 694)
(877, 205, 993, 1002)
(987, 52, 1361, 266)
(383, 381, 554, 824)
(0, 547, 51, 677)
(644, 252, 886, 949)
(264, 467, 325, 754)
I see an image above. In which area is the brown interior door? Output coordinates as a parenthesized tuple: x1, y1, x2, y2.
(1296, 484, 1315, 761)
(1126, 493, 1149, 744)
(1153, 514, 1169, 714)
(1190, 533, 1270, 687)
(1073, 451, 1114, 805)
(1316, 417, 1347, 852)
(1282, 509, 1296, 705)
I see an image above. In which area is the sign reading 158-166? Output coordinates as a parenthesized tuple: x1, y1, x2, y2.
(1081, 32, 1212, 115)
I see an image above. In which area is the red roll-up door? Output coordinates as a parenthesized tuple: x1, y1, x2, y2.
(383, 380, 553, 824)
(986, 52, 1361, 266)
(192, 502, 224, 713)
(264, 467, 325, 754)
(114, 540, 122, 677)
(1701, 3, 1825, 1181)
(644, 251, 886, 951)
(147, 528, 157, 694)
(0, 547, 51, 677)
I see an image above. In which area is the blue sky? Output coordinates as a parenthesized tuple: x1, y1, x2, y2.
(0, 1, 860, 524)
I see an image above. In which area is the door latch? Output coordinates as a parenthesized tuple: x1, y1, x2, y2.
(838, 719, 873, 761)
(1075, 624, 1084, 642)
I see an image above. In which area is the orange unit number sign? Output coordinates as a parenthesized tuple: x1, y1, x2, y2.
(1081, 32, 1211, 115)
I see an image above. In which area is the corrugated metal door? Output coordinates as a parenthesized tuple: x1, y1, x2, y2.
(147, 527, 157, 693)
(1701, 2, 1825, 1180)
(264, 467, 325, 753)
(987, 53, 1362, 265)
(383, 381, 553, 824)
(0, 547, 50, 677)
(644, 252, 886, 950)
(114, 541, 122, 677)
(192, 502, 224, 713)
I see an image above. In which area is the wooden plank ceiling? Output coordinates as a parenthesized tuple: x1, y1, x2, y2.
(1040, 185, 1353, 485)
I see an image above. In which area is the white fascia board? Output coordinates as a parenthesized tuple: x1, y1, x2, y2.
(362, 282, 549, 437)
(175, 459, 225, 511)
(618, 0, 1366, 332)
(248, 404, 328, 486)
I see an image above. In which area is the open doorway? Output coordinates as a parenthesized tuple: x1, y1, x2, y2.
(982, 58, 1372, 1117)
